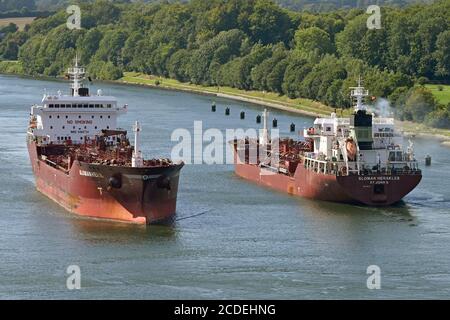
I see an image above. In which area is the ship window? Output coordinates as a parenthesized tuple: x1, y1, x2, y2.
(107, 104, 111, 108)
(100, 115, 103, 119)
(57, 137, 60, 140)
(78, 104, 82, 108)
(83, 104, 88, 108)
(61, 104, 66, 108)
(78, 115, 81, 119)
(57, 115, 60, 119)
(108, 116, 110, 119)
(95, 126, 97, 129)
(84, 126, 87, 129)
(55, 104, 59, 108)
(389, 151, 396, 161)
(80, 137, 83, 140)
(65, 115, 68, 119)
(89, 104, 94, 108)
(107, 126, 109, 129)
(95, 104, 100, 108)
(396, 152, 403, 162)
(50, 126, 53, 129)
(49, 104, 54, 108)
(73, 126, 75, 129)
(326, 127, 331, 132)
(49, 115, 52, 119)
(62, 126, 65, 129)
(91, 115, 94, 119)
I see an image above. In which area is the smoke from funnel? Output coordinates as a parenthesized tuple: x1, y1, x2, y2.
(367, 97, 395, 118)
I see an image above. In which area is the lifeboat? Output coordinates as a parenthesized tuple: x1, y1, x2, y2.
(345, 138, 357, 161)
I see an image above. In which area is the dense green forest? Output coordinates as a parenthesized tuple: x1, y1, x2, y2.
(0, 0, 36, 12)
(18, 0, 434, 13)
(277, 0, 432, 12)
(0, 0, 449, 128)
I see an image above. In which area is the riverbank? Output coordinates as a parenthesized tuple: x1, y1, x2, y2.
(2, 68, 450, 144)
(119, 72, 450, 144)
(120, 72, 337, 118)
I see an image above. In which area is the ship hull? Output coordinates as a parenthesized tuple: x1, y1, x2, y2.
(234, 162, 421, 206)
(28, 141, 183, 224)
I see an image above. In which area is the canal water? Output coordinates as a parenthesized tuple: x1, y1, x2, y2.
(0, 75, 449, 299)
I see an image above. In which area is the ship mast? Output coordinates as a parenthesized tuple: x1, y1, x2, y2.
(349, 76, 369, 112)
(67, 54, 86, 97)
(132, 121, 144, 167)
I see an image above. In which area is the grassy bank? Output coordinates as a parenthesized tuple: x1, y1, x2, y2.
(401, 120, 450, 139)
(120, 72, 450, 142)
(425, 84, 450, 105)
(1, 68, 449, 142)
(0, 60, 23, 74)
(120, 72, 342, 117)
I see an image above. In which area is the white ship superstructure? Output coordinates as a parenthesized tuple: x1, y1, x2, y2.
(303, 79, 419, 176)
(28, 57, 126, 145)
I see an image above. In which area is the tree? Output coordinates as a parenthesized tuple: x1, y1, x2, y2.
(76, 29, 103, 65)
(434, 30, 450, 77)
(294, 26, 333, 55)
(0, 23, 18, 35)
(282, 51, 312, 98)
(267, 58, 288, 93)
(93, 30, 127, 66)
(188, 29, 246, 84)
(167, 49, 191, 82)
(403, 87, 437, 122)
(248, 0, 292, 45)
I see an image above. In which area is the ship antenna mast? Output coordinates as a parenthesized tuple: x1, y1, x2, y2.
(350, 76, 369, 112)
(132, 121, 144, 168)
(68, 53, 86, 97)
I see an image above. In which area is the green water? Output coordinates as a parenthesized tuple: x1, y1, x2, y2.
(1, 75, 449, 299)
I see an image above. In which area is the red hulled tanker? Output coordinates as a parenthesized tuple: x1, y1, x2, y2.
(27, 58, 183, 224)
(232, 80, 422, 206)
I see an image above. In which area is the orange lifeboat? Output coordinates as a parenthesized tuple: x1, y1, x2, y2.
(346, 138, 357, 161)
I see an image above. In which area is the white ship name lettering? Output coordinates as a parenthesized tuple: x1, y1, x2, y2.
(79, 170, 103, 178)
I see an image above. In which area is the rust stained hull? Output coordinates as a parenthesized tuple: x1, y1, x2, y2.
(28, 141, 183, 224)
(234, 160, 422, 206)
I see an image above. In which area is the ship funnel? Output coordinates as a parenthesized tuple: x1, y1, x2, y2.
(132, 121, 144, 168)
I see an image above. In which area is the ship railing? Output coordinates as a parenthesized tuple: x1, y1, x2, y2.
(354, 160, 421, 176)
(303, 157, 333, 175)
